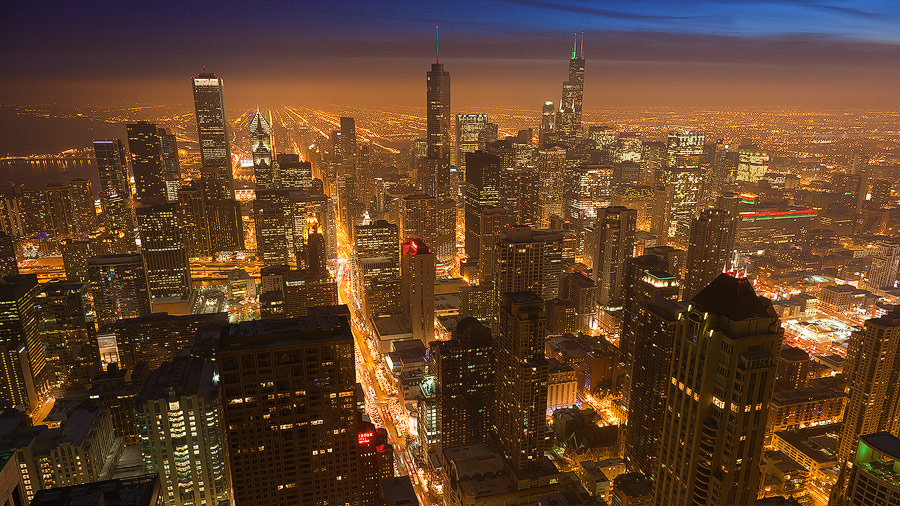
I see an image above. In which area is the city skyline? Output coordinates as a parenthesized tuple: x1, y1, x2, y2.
(0, 3, 899, 506)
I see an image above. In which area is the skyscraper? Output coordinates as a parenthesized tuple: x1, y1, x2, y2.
(537, 146, 567, 226)
(93, 139, 130, 198)
(493, 292, 549, 475)
(250, 106, 276, 189)
(455, 113, 489, 175)
(476, 206, 508, 284)
(0, 274, 45, 411)
(842, 433, 900, 506)
(35, 281, 98, 393)
(68, 178, 96, 237)
(354, 220, 401, 317)
(836, 308, 900, 467)
(587, 206, 637, 308)
(192, 72, 233, 199)
(217, 313, 358, 505)
(126, 122, 167, 202)
(683, 208, 736, 299)
(401, 239, 435, 344)
(557, 34, 585, 147)
(0, 232, 18, 277)
(539, 101, 555, 147)
(278, 153, 313, 190)
(493, 225, 565, 302)
(177, 183, 210, 258)
(88, 253, 152, 326)
(101, 192, 137, 254)
(654, 273, 782, 506)
(664, 130, 705, 247)
(463, 151, 501, 261)
(622, 288, 683, 479)
(254, 200, 291, 266)
(135, 201, 192, 300)
(158, 128, 181, 201)
(136, 354, 228, 506)
(424, 46, 456, 268)
(431, 317, 494, 450)
(400, 193, 437, 248)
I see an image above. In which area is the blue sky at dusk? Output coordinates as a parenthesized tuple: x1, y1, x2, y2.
(2, 0, 898, 108)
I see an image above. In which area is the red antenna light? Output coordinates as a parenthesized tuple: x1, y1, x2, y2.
(580, 32, 584, 58)
(435, 25, 439, 64)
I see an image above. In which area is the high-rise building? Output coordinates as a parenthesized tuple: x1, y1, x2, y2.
(0, 274, 45, 411)
(537, 147, 567, 226)
(87, 254, 152, 326)
(611, 472, 654, 506)
(654, 273, 782, 506)
(158, 128, 181, 201)
(358, 419, 394, 506)
(354, 220, 401, 317)
(254, 200, 291, 266)
(735, 147, 769, 183)
(250, 106, 276, 189)
(400, 193, 437, 248)
(101, 192, 137, 254)
(192, 73, 233, 200)
(217, 313, 358, 505)
(93, 139, 130, 198)
(863, 237, 900, 291)
(539, 101, 555, 147)
(557, 35, 585, 147)
(683, 208, 736, 299)
(842, 432, 900, 506)
(126, 122, 167, 202)
(68, 178, 96, 237)
(136, 355, 228, 506)
(620, 254, 681, 411)
(204, 198, 243, 253)
(177, 183, 210, 258)
(493, 292, 549, 475)
(401, 239, 435, 343)
(425, 58, 451, 168)
(666, 130, 705, 170)
(35, 281, 97, 393)
(836, 308, 900, 467)
(282, 268, 338, 318)
(586, 206, 637, 308)
(463, 151, 501, 261)
(0, 232, 18, 277)
(663, 130, 705, 247)
(61, 239, 97, 283)
(623, 292, 684, 479)
(431, 317, 494, 450)
(135, 201, 191, 300)
(455, 113, 489, 174)
(493, 225, 565, 302)
(278, 153, 313, 190)
(476, 206, 508, 284)
(662, 166, 703, 248)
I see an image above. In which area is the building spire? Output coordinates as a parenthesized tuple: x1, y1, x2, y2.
(436, 25, 440, 64)
(572, 32, 577, 59)
(580, 32, 584, 58)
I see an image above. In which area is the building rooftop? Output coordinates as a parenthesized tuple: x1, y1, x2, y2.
(692, 272, 775, 321)
(373, 314, 413, 337)
(29, 474, 161, 506)
(381, 476, 420, 506)
(773, 423, 840, 465)
(220, 312, 351, 351)
(444, 443, 515, 498)
(137, 354, 218, 405)
(771, 386, 845, 406)
(859, 432, 900, 462)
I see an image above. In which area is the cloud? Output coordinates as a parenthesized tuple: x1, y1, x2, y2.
(499, 0, 716, 22)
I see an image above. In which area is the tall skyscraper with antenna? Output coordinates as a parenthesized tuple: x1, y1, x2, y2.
(424, 26, 455, 266)
(557, 34, 585, 147)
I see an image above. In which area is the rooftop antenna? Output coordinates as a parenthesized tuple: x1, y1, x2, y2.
(580, 31, 584, 58)
(572, 32, 577, 59)
(436, 25, 440, 64)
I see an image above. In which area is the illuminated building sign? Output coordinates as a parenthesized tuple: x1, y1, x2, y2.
(358, 431, 375, 445)
(740, 209, 818, 222)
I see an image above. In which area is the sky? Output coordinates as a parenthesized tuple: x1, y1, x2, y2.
(1, 0, 899, 109)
